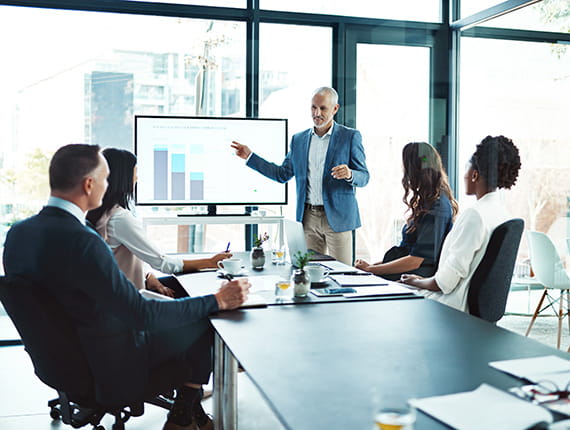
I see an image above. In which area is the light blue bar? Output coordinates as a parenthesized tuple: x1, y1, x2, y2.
(171, 153, 185, 173)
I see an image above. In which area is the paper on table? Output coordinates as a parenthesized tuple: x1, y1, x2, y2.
(319, 260, 367, 274)
(175, 273, 267, 308)
(343, 284, 417, 298)
(411, 383, 552, 430)
(330, 274, 389, 286)
(489, 355, 570, 387)
(247, 275, 284, 293)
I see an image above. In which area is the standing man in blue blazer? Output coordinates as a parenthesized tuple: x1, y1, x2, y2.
(231, 87, 369, 264)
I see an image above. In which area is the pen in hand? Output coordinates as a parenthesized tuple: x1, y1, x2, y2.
(221, 273, 234, 281)
(225, 242, 231, 252)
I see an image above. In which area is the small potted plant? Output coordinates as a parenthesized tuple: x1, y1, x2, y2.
(291, 250, 313, 297)
(251, 232, 269, 269)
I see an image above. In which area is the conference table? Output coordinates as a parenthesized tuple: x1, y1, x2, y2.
(176, 253, 569, 430)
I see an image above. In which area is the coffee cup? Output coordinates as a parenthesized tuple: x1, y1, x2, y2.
(304, 264, 330, 283)
(217, 258, 243, 275)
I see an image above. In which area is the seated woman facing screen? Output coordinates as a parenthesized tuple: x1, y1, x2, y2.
(354, 141, 458, 281)
(400, 135, 521, 312)
(87, 148, 231, 298)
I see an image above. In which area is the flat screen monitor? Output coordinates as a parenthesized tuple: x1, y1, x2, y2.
(135, 115, 288, 206)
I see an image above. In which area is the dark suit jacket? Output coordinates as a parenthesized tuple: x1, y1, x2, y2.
(247, 122, 369, 232)
(2, 206, 218, 406)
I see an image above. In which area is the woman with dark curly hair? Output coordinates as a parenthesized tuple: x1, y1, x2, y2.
(401, 135, 521, 312)
(355, 142, 458, 281)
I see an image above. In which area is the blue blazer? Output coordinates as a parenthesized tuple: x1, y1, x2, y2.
(2, 206, 218, 406)
(247, 122, 369, 232)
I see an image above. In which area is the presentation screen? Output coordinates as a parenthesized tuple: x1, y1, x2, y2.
(134, 115, 288, 206)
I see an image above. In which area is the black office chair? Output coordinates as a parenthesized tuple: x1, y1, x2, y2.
(0, 275, 176, 430)
(467, 218, 525, 323)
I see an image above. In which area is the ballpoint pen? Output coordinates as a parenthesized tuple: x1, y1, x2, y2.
(221, 273, 234, 281)
(225, 242, 231, 252)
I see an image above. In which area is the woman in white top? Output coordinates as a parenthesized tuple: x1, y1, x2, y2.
(400, 135, 521, 312)
(87, 148, 231, 297)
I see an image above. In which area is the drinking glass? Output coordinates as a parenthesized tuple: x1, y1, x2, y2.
(374, 404, 416, 430)
(274, 280, 292, 301)
(272, 247, 286, 265)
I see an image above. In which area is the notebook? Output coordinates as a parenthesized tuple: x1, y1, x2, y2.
(319, 260, 367, 275)
(311, 282, 416, 298)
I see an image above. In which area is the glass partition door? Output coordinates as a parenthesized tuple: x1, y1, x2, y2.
(343, 27, 436, 263)
(354, 43, 431, 262)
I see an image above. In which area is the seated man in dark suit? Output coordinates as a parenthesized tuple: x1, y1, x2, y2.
(2, 144, 250, 430)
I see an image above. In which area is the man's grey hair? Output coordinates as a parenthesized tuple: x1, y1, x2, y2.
(312, 87, 339, 105)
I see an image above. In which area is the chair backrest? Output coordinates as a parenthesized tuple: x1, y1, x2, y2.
(0, 275, 93, 400)
(468, 218, 524, 322)
(527, 231, 570, 289)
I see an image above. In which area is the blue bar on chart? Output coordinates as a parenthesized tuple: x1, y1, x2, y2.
(171, 149, 186, 200)
(153, 144, 168, 200)
(190, 172, 204, 200)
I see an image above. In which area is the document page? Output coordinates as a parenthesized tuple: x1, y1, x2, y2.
(489, 355, 570, 387)
(175, 273, 268, 308)
(343, 284, 416, 298)
(319, 260, 367, 274)
(330, 274, 389, 286)
(411, 383, 552, 430)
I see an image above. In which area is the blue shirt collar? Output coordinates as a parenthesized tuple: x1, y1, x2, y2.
(47, 196, 86, 225)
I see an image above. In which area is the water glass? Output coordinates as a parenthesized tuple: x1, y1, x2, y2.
(374, 405, 416, 430)
(274, 279, 292, 301)
(272, 247, 286, 265)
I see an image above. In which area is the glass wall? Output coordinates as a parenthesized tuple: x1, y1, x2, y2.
(0, 5, 246, 252)
(1, 0, 569, 342)
(257, 23, 332, 246)
(460, 0, 504, 18)
(0, 4, 247, 340)
(459, 37, 570, 264)
(355, 43, 430, 261)
(261, 0, 441, 22)
(462, 0, 570, 33)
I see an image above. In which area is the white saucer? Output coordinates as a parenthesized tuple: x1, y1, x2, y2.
(217, 268, 248, 278)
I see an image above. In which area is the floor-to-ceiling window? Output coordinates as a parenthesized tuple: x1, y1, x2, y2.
(257, 23, 333, 247)
(2, 0, 569, 343)
(457, 1, 570, 270)
(355, 44, 431, 261)
(0, 3, 247, 341)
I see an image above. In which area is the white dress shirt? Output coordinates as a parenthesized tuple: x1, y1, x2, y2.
(47, 196, 86, 224)
(96, 205, 183, 289)
(421, 191, 512, 312)
(305, 123, 334, 205)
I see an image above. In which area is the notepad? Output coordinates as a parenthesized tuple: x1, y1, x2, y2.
(343, 284, 416, 298)
(489, 355, 570, 387)
(411, 384, 552, 430)
(239, 293, 267, 309)
(318, 260, 367, 274)
(330, 274, 389, 287)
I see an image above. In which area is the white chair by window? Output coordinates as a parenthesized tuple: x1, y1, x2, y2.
(525, 231, 570, 351)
